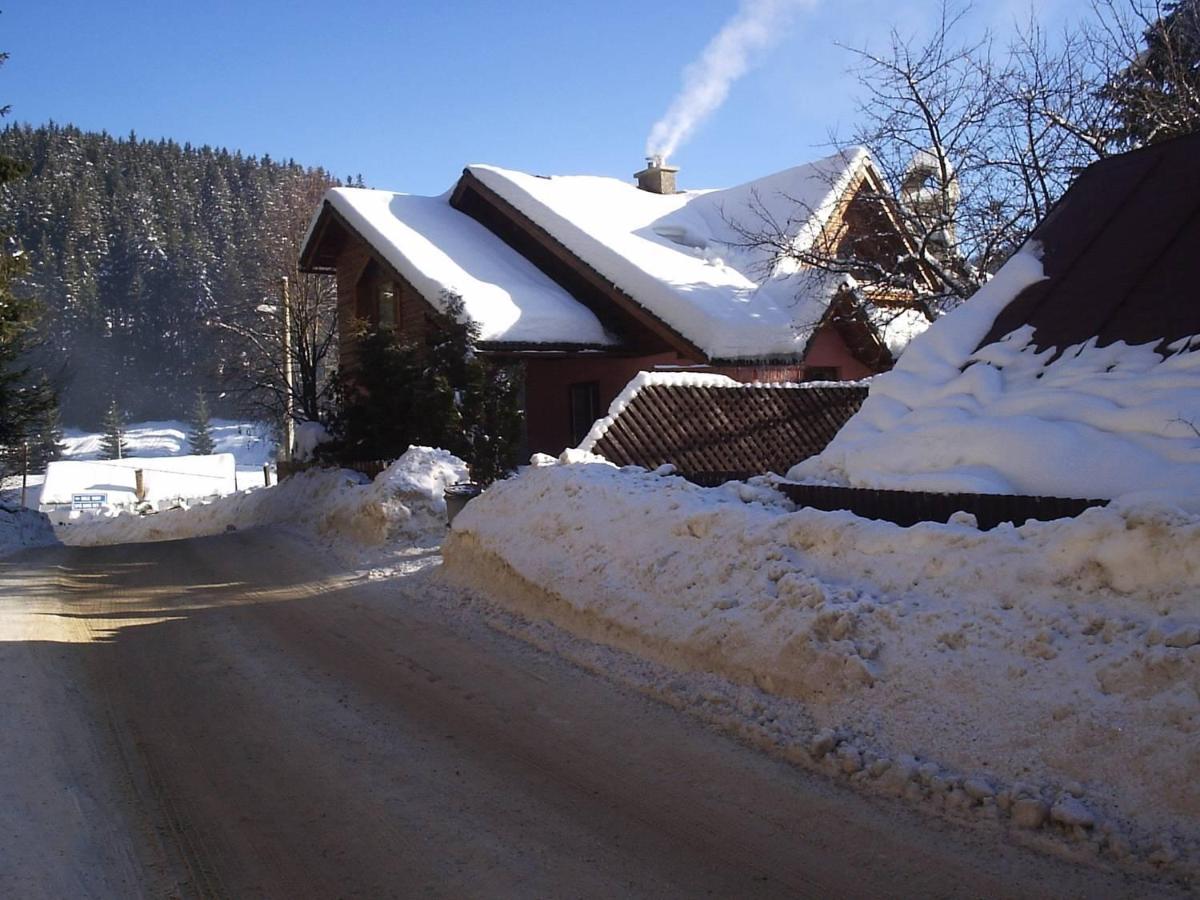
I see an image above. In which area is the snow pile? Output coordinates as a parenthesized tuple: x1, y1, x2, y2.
(310, 189, 616, 347)
(0, 504, 58, 558)
(444, 460, 1200, 870)
(41, 454, 237, 514)
(59, 447, 468, 559)
(469, 154, 871, 360)
(293, 421, 331, 463)
(793, 246, 1200, 501)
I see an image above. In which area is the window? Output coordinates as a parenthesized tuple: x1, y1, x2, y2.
(569, 382, 600, 446)
(804, 366, 839, 382)
(377, 281, 397, 329)
(355, 261, 399, 329)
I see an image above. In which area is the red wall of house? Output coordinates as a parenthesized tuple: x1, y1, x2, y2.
(792, 325, 877, 380)
(523, 319, 877, 454)
(524, 352, 679, 454)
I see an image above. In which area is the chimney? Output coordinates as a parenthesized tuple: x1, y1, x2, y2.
(635, 155, 679, 194)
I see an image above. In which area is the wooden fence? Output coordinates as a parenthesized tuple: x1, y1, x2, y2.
(685, 473, 1105, 529)
(592, 383, 869, 476)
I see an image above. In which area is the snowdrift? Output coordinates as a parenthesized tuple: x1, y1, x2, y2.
(60, 447, 468, 556)
(444, 459, 1200, 877)
(0, 505, 58, 558)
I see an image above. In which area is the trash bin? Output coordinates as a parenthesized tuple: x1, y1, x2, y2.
(444, 482, 483, 526)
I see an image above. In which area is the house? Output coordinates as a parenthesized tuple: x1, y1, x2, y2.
(299, 150, 933, 455)
(793, 130, 1200, 504)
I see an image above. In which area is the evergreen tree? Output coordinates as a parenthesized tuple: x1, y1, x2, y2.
(332, 292, 522, 484)
(1106, 0, 1200, 145)
(25, 385, 64, 471)
(0, 51, 57, 477)
(187, 389, 216, 455)
(99, 399, 126, 460)
(332, 325, 422, 460)
(0, 122, 337, 425)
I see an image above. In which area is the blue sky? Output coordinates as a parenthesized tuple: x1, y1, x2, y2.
(7, 0, 1088, 194)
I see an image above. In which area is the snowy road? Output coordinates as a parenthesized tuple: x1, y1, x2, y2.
(0, 530, 1178, 898)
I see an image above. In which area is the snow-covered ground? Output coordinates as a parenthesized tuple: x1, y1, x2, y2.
(18, 422, 1199, 886)
(1, 419, 275, 510)
(443, 457, 1200, 882)
(59, 447, 467, 572)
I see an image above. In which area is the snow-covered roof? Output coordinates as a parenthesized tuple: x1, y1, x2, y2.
(578, 370, 870, 477)
(467, 149, 875, 360)
(793, 244, 1200, 502)
(794, 135, 1200, 502)
(313, 188, 618, 347)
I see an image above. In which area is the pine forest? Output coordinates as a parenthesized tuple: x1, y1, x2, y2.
(0, 122, 339, 427)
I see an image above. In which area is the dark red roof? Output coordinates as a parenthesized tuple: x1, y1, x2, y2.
(979, 130, 1200, 354)
(589, 382, 868, 477)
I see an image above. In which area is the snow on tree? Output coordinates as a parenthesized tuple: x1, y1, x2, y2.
(0, 123, 336, 425)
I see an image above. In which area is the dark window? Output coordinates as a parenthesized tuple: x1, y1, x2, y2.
(377, 281, 397, 329)
(804, 366, 839, 382)
(569, 381, 601, 446)
(355, 261, 398, 328)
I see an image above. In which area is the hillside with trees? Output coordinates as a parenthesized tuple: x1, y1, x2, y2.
(0, 122, 340, 427)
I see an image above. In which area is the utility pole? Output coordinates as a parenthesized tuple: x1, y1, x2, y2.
(20, 442, 28, 508)
(281, 275, 295, 463)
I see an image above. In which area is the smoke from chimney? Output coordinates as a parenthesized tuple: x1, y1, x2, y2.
(645, 0, 812, 163)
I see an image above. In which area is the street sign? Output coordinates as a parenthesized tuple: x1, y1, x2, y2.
(71, 493, 108, 511)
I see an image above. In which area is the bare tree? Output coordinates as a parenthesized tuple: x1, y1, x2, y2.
(212, 168, 338, 431)
(726, 1, 1196, 315)
(725, 6, 1009, 313)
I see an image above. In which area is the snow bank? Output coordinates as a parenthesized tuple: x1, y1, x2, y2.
(60, 447, 469, 561)
(793, 246, 1200, 502)
(444, 460, 1200, 870)
(0, 504, 58, 558)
